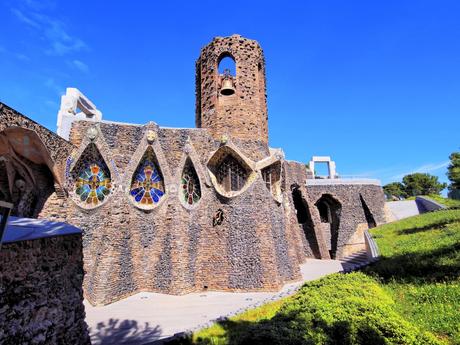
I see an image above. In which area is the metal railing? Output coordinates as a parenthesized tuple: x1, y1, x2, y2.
(364, 229, 380, 260)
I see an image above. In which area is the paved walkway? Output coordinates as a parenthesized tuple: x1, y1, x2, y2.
(385, 200, 421, 220)
(85, 259, 344, 344)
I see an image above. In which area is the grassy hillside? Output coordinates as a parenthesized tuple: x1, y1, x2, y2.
(170, 210, 460, 345)
(367, 209, 460, 344)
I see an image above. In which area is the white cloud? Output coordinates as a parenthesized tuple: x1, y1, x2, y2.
(10, 7, 88, 56)
(11, 8, 40, 28)
(71, 59, 89, 73)
(391, 161, 449, 180)
(16, 53, 31, 61)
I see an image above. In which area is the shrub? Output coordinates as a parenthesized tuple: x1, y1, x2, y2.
(189, 273, 443, 345)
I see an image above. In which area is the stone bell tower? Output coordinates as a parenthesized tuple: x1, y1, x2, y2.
(195, 34, 268, 144)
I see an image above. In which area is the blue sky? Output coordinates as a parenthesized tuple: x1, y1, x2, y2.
(1, 0, 459, 188)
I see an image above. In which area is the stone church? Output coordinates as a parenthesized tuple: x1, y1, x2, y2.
(0, 35, 386, 306)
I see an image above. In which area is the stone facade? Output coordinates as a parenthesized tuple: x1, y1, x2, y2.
(0, 234, 89, 345)
(0, 34, 387, 307)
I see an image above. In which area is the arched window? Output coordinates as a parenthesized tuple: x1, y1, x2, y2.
(181, 158, 201, 206)
(129, 147, 165, 206)
(71, 143, 112, 208)
(216, 155, 247, 192)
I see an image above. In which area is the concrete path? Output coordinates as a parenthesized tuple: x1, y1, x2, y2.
(85, 259, 344, 345)
(385, 200, 421, 220)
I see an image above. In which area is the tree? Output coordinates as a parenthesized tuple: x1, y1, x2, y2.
(383, 182, 407, 199)
(447, 152, 460, 191)
(402, 173, 447, 196)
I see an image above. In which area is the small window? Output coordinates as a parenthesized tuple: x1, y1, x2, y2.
(181, 158, 201, 206)
(262, 163, 281, 197)
(216, 155, 247, 192)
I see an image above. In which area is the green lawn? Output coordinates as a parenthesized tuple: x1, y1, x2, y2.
(169, 210, 460, 345)
(422, 195, 460, 208)
(367, 209, 460, 344)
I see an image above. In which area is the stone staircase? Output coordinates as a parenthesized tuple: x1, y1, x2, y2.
(339, 249, 370, 272)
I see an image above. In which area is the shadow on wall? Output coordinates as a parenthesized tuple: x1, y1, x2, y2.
(315, 194, 341, 259)
(291, 185, 321, 259)
(90, 319, 162, 345)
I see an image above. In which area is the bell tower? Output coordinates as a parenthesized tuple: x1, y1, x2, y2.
(195, 34, 268, 144)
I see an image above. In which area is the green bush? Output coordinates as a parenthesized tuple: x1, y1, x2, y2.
(188, 273, 443, 345)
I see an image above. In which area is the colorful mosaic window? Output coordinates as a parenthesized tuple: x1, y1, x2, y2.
(75, 164, 112, 205)
(130, 149, 165, 206)
(216, 155, 247, 192)
(71, 143, 112, 208)
(181, 159, 201, 205)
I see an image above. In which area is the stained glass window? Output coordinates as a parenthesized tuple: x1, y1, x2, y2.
(71, 143, 112, 208)
(181, 159, 201, 205)
(216, 155, 247, 192)
(75, 164, 112, 205)
(130, 149, 165, 206)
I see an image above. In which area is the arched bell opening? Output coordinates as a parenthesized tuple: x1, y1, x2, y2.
(70, 143, 112, 209)
(0, 128, 57, 218)
(217, 53, 236, 97)
(129, 146, 165, 210)
(291, 185, 321, 259)
(315, 194, 342, 259)
(180, 157, 202, 208)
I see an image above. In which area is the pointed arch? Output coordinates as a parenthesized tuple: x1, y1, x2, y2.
(129, 146, 165, 209)
(207, 143, 256, 198)
(180, 157, 201, 207)
(69, 142, 113, 209)
(176, 140, 207, 209)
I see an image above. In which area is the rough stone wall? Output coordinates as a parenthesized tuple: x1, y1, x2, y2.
(0, 102, 74, 176)
(0, 235, 90, 345)
(196, 34, 269, 149)
(283, 161, 331, 260)
(305, 183, 386, 258)
(63, 120, 304, 305)
(0, 103, 74, 220)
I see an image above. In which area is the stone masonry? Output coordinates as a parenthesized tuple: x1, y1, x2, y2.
(0, 34, 387, 307)
(0, 234, 90, 345)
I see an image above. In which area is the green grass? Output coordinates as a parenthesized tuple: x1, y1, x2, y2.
(422, 195, 460, 208)
(367, 209, 460, 343)
(170, 210, 460, 345)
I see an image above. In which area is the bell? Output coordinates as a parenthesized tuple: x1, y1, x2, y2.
(220, 78, 235, 96)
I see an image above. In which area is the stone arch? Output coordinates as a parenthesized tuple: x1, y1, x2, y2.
(123, 127, 171, 212)
(179, 157, 202, 208)
(0, 127, 58, 217)
(315, 194, 342, 259)
(128, 146, 165, 210)
(69, 142, 113, 209)
(290, 185, 321, 259)
(217, 52, 236, 76)
(207, 143, 256, 198)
